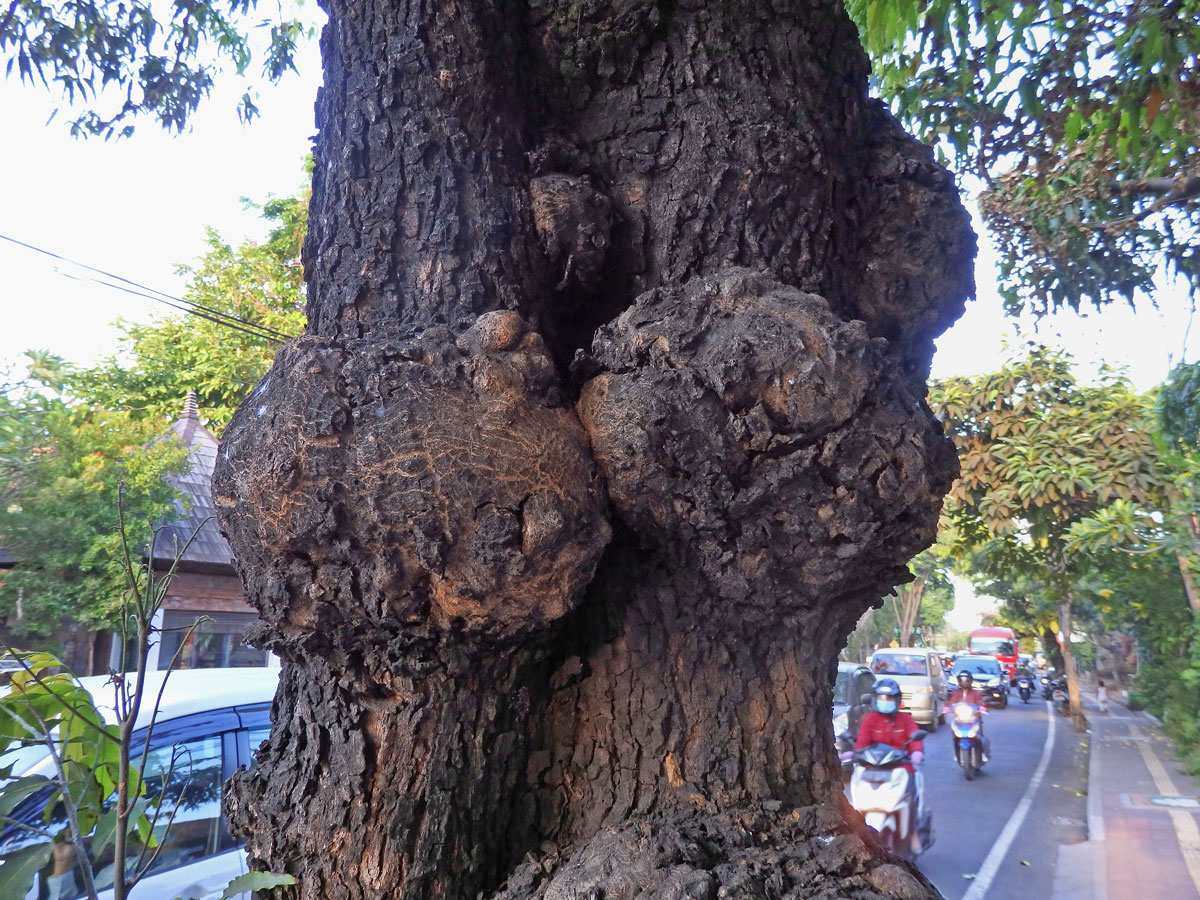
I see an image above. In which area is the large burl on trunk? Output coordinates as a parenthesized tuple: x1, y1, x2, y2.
(213, 2, 974, 898)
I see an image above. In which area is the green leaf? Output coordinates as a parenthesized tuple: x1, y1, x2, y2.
(92, 804, 121, 855)
(0, 841, 52, 900)
(217, 870, 297, 900)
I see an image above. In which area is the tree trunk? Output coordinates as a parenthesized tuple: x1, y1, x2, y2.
(896, 569, 928, 644)
(213, 2, 974, 898)
(1056, 600, 1088, 732)
(1176, 551, 1200, 614)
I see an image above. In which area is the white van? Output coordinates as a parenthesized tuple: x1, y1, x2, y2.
(868, 647, 948, 729)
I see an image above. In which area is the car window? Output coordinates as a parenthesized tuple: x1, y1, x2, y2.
(248, 725, 271, 765)
(870, 654, 928, 676)
(833, 669, 850, 705)
(0, 719, 240, 900)
(22, 733, 233, 900)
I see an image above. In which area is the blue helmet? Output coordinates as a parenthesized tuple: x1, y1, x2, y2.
(873, 678, 901, 698)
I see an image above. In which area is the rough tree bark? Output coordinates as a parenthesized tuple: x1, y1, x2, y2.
(213, 2, 975, 899)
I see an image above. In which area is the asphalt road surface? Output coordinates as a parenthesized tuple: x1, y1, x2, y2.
(913, 692, 1089, 900)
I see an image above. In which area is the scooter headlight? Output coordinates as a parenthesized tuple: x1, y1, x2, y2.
(953, 702, 976, 723)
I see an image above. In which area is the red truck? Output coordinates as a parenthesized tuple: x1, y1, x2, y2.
(969, 626, 1020, 683)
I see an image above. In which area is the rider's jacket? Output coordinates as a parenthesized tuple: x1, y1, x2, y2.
(855, 709, 925, 772)
(946, 687, 986, 710)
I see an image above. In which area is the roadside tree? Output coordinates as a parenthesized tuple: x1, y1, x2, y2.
(207, 4, 976, 899)
(932, 347, 1162, 728)
(0, 366, 187, 662)
(15, 2, 980, 898)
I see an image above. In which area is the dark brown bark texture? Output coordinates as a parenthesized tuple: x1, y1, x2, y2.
(213, 2, 974, 899)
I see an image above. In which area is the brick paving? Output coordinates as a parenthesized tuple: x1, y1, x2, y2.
(1069, 684, 1200, 900)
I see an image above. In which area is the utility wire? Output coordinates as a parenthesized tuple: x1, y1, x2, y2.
(1, 233, 297, 343)
(55, 271, 286, 344)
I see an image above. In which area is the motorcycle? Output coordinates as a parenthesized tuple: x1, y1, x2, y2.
(1015, 674, 1034, 703)
(949, 702, 986, 780)
(848, 732, 930, 859)
(1043, 673, 1068, 709)
(1051, 681, 1070, 715)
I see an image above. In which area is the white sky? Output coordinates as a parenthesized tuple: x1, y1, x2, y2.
(2, 41, 1195, 387)
(0, 23, 324, 375)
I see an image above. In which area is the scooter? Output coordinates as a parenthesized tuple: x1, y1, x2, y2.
(949, 702, 987, 780)
(848, 732, 929, 860)
(1016, 674, 1034, 703)
(1043, 673, 1068, 708)
(1051, 682, 1070, 715)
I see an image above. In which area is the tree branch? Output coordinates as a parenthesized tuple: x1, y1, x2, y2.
(1101, 174, 1200, 230)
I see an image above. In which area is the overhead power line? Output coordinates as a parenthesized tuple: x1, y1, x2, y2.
(1, 233, 297, 344)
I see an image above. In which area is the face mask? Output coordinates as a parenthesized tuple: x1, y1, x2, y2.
(876, 699, 897, 714)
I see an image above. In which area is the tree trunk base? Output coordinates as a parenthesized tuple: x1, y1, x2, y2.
(491, 800, 939, 900)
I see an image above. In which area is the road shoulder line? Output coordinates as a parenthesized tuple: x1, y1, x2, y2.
(961, 700, 1056, 900)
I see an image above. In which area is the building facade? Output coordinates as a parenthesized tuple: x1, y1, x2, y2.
(131, 393, 275, 671)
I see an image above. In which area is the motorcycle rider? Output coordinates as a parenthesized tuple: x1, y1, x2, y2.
(945, 670, 991, 763)
(854, 678, 931, 851)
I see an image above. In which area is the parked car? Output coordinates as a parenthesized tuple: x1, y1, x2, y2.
(868, 648, 948, 730)
(833, 663, 875, 740)
(833, 662, 875, 778)
(951, 655, 1008, 708)
(0, 667, 280, 900)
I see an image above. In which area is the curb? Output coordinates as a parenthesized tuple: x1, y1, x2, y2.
(1083, 684, 1109, 900)
(1086, 723, 1104, 843)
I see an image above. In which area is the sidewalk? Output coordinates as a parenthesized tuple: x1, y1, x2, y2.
(1056, 683, 1200, 900)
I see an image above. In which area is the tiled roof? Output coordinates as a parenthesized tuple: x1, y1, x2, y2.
(155, 393, 235, 571)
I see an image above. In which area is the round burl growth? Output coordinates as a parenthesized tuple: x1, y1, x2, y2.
(214, 311, 611, 657)
(577, 269, 956, 616)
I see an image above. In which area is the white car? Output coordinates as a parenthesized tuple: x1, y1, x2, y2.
(0, 667, 279, 900)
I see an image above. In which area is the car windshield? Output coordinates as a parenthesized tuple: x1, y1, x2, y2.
(954, 658, 1000, 675)
(871, 654, 928, 676)
(970, 638, 1015, 656)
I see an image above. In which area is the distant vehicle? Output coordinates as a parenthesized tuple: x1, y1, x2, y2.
(969, 626, 1020, 683)
(951, 655, 1008, 708)
(948, 702, 987, 780)
(868, 648, 948, 730)
(0, 667, 280, 900)
(833, 662, 876, 772)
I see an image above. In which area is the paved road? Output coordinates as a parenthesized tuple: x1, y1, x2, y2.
(913, 692, 1088, 900)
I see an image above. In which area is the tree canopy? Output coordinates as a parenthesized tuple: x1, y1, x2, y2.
(0, 0, 308, 136)
(0, 365, 189, 641)
(849, 0, 1200, 315)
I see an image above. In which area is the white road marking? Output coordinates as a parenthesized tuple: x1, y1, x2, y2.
(961, 700, 1056, 900)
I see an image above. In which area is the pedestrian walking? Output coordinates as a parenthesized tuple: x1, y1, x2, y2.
(1097, 679, 1109, 713)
